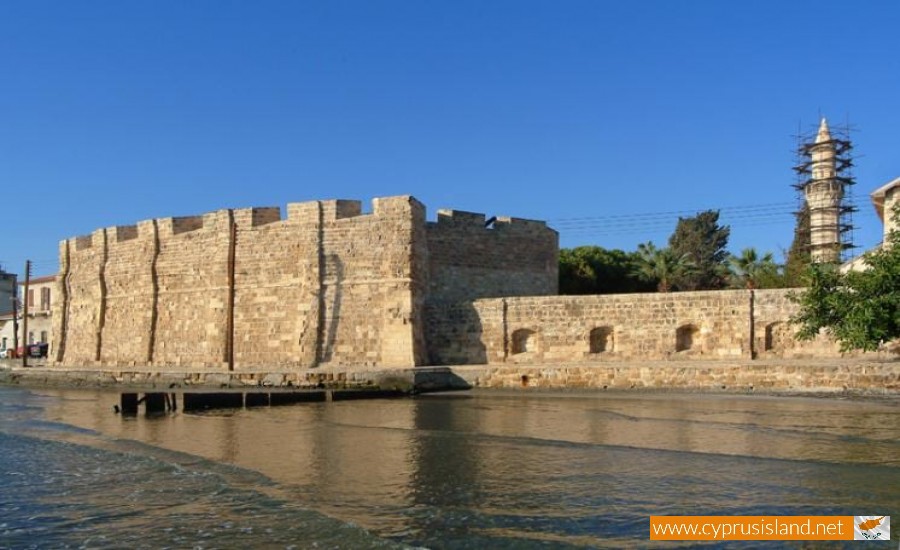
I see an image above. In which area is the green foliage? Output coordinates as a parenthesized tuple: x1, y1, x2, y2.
(728, 247, 782, 289)
(634, 242, 692, 292)
(668, 210, 731, 290)
(783, 204, 811, 287)
(559, 246, 654, 295)
(791, 205, 900, 351)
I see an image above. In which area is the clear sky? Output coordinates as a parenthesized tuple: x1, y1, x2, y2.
(2, 1, 898, 279)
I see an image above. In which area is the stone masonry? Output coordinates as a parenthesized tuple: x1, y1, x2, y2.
(53, 196, 559, 369)
(424, 289, 848, 366)
(53, 194, 867, 372)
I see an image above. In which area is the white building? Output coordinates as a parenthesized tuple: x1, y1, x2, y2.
(0, 274, 56, 357)
(842, 176, 900, 272)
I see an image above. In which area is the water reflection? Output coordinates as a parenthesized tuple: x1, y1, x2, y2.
(37, 390, 900, 546)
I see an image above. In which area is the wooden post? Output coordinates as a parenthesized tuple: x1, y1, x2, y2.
(22, 261, 30, 368)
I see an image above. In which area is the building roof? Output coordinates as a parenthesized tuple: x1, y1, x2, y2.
(870, 176, 900, 222)
(19, 275, 56, 286)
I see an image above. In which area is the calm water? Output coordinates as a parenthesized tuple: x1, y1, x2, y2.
(0, 386, 898, 549)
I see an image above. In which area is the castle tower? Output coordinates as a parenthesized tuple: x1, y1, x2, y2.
(794, 117, 856, 263)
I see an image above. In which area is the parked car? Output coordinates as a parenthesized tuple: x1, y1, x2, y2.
(29, 343, 49, 358)
(2, 346, 21, 359)
(3, 344, 48, 359)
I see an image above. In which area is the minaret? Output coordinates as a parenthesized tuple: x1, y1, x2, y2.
(804, 118, 843, 263)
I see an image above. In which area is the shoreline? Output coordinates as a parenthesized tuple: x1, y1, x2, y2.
(2, 358, 898, 399)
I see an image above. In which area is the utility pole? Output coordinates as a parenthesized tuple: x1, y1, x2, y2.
(11, 274, 18, 359)
(22, 260, 30, 368)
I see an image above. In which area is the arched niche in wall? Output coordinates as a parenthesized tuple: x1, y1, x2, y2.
(765, 322, 791, 352)
(589, 326, 614, 353)
(675, 324, 700, 352)
(511, 328, 537, 355)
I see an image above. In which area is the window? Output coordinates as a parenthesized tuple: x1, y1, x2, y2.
(511, 329, 536, 354)
(1, 337, 6, 350)
(27, 289, 34, 308)
(41, 287, 51, 311)
(28, 331, 34, 345)
(589, 327, 614, 353)
(40, 331, 48, 344)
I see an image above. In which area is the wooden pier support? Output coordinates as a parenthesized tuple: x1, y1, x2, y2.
(120, 393, 138, 416)
(117, 387, 408, 415)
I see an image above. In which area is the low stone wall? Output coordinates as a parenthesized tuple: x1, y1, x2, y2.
(448, 360, 900, 395)
(425, 289, 852, 366)
(3, 360, 898, 396)
(0, 363, 444, 392)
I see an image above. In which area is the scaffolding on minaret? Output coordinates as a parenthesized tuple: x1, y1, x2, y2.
(792, 118, 857, 264)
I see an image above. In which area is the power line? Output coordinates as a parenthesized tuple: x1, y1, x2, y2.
(556, 211, 795, 231)
(548, 201, 797, 224)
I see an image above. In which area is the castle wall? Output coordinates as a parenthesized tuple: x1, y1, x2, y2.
(54, 196, 427, 369)
(54, 230, 106, 364)
(426, 210, 558, 303)
(99, 222, 158, 365)
(232, 205, 319, 369)
(152, 212, 231, 367)
(315, 196, 426, 368)
(425, 289, 850, 365)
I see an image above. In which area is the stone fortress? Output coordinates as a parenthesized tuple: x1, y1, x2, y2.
(51, 119, 899, 375)
(52, 197, 559, 369)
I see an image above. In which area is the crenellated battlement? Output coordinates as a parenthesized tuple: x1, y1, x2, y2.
(115, 225, 139, 242)
(434, 209, 486, 226)
(170, 215, 206, 235)
(233, 207, 282, 228)
(75, 234, 94, 251)
(491, 216, 548, 232)
(430, 209, 550, 233)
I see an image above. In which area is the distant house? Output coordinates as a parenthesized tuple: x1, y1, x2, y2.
(0, 311, 15, 356)
(0, 269, 17, 355)
(842, 176, 900, 273)
(0, 274, 58, 358)
(20, 275, 56, 352)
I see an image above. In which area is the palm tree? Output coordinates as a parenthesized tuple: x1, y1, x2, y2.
(728, 247, 779, 289)
(635, 242, 691, 292)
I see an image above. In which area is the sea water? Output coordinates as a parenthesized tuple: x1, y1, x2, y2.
(1, 385, 898, 548)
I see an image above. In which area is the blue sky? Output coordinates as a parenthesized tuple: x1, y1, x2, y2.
(2, 1, 898, 279)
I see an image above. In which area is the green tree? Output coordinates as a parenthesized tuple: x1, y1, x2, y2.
(668, 210, 730, 290)
(783, 204, 811, 287)
(790, 205, 900, 351)
(559, 246, 654, 295)
(635, 242, 690, 293)
(559, 247, 599, 295)
(728, 247, 781, 289)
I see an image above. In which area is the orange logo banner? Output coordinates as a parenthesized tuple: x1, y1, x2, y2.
(650, 516, 856, 541)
